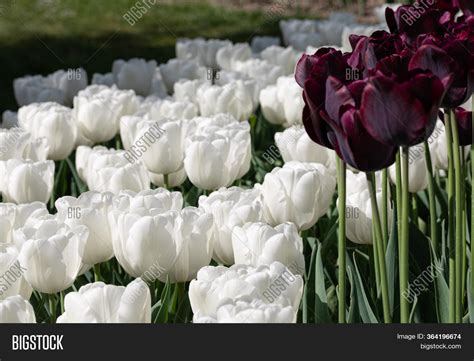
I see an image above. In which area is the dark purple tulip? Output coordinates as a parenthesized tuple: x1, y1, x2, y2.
(295, 49, 398, 171)
(359, 55, 446, 147)
(296, 48, 355, 149)
(409, 25, 474, 108)
(348, 31, 404, 76)
(385, 5, 453, 44)
(453, 107, 473, 145)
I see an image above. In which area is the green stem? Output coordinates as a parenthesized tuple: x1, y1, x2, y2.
(395, 153, 403, 259)
(94, 263, 101, 282)
(400, 147, 410, 323)
(60, 291, 65, 314)
(382, 169, 389, 251)
(450, 112, 463, 323)
(163, 174, 169, 189)
(412, 194, 419, 229)
(48, 294, 57, 323)
(336, 158, 347, 323)
(366, 172, 391, 323)
(471, 97, 474, 308)
(470, 96, 474, 298)
(424, 141, 438, 254)
(445, 111, 456, 323)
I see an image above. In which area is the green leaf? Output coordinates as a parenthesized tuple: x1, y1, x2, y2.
(154, 279, 171, 323)
(467, 273, 474, 323)
(314, 242, 330, 323)
(348, 254, 379, 323)
(302, 242, 317, 323)
(385, 210, 398, 318)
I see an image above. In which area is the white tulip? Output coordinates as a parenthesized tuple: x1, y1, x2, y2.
(216, 43, 252, 71)
(159, 207, 214, 283)
(260, 76, 304, 127)
(0, 202, 48, 245)
(389, 149, 428, 193)
(429, 120, 470, 171)
(177, 38, 231, 69)
(0, 244, 32, 300)
(189, 262, 303, 321)
(18, 220, 87, 293)
(14, 75, 66, 106)
(73, 85, 139, 144)
(197, 81, 255, 121)
(23, 137, 49, 161)
(55, 191, 114, 265)
(159, 58, 205, 93)
(0, 159, 54, 204)
(232, 222, 305, 275)
(1, 111, 18, 129)
(286, 32, 326, 51)
(132, 120, 183, 175)
(279, 19, 319, 46)
(57, 278, 151, 323)
(173, 79, 207, 105)
(184, 131, 251, 190)
(91, 72, 115, 87)
(318, 12, 355, 46)
(0, 296, 36, 323)
(199, 186, 263, 265)
(275, 125, 335, 167)
(77, 146, 150, 194)
(47, 68, 88, 105)
(233, 59, 285, 90)
(195, 298, 297, 323)
(112, 210, 181, 280)
(112, 58, 158, 96)
(342, 170, 393, 245)
(119, 115, 144, 151)
(0, 128, 30, 161)
(251, 36, 281, 53)
(146, 99, 198, 121)
(260, 162, 336, 230)
(109, 188, 182, 224)
(260, 46, 300, 75)
(18, 102, 77, 160)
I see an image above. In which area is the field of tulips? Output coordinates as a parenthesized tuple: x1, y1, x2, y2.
(0, 0, 472, 324)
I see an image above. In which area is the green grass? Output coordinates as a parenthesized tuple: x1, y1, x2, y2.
(0, 0, 312, 110)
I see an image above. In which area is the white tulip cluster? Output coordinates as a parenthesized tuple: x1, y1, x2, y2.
(2, 7, 441, 324)
(280, 11, 390, 51)
(14, 68, 88, 106)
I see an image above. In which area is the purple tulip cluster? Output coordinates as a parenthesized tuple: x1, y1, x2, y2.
(296, 0, 473, 171)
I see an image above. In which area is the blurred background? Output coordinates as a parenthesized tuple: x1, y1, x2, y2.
(0, 0, 391, 110)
